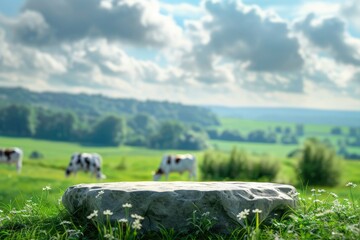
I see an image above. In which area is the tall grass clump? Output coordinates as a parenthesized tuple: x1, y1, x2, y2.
(201, 147, 280, 181)
(267, 184, 360, 239)
(297, 138, 342, 186)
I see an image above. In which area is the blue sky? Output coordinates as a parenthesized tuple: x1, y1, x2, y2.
(0, 0, 359, 110)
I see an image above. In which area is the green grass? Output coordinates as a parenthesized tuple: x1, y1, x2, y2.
(0, 185, 359, 239)
(1, 134, 360, 239)
(0, 136, 204, 202)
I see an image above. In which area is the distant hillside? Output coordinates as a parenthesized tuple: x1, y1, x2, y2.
(208, 106, 360, 127)
(0, 87, 219, 126)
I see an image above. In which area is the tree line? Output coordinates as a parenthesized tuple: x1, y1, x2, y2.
(0, 104, 209, 150)
(0, 87, 219, 127)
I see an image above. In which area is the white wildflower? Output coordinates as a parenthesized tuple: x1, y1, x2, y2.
(118, 218, 128, 223)
(60, 220, 72, 225)
(131, 219, 142, 230)
(95, 190, 104, 199)
(42, 186, 51, 191)
(10, 209, 19, 214)
(122, 203, 132, 208)
(318, 189, 326, 193)
(252, 209, 262, 214)
(87, 210, 98, 219)
(104, 233, 114, 239)
(237, 209, 250, 220)
(103, 210, 113, 216)
(202, 212, 210, 217)
(313, 199, 322, 204)
(346, 182, 357, 188)
(311, 188, 316, 192)
(131, 214, 144, 220)
(330, 192, 338, 198)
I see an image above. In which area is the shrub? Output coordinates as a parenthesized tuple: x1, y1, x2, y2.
(200, 148, 280, 181)
(247, 157, 280, 181)
(297, 138, 342, 186)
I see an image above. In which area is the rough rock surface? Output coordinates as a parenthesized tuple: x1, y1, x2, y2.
(62, 182, 297, 232)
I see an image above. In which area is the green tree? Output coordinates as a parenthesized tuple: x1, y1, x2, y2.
(149, 121, 185, 149)
(34, 110, 78, 141)
(126, 113, 157, 146)
(91, 115, 126, 146)
(0, 104, 34, 137)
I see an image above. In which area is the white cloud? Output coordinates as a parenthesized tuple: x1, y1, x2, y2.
(341, 0, 360, 31)
(0, 0, 360, 110)
(8, 0, 187, 48)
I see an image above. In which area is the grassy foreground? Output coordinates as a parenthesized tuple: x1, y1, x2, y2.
(0, 184, 359, 239)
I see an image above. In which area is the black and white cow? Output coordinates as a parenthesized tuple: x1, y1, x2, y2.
(153, 154, 197, 181)
(65, 153, 105, 179)
(0, 147, 23, 172)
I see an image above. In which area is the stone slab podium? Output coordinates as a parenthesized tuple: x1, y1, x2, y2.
(62, 182, 297, 232)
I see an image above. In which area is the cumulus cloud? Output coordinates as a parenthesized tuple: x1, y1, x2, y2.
(296, 14, 360, 66)
(175, 0, 304, 92)
(201, 0, 303, 72)
(341, 0, 360, 31)
(0, 0, 360, 109)
(7, 0, 185, 48)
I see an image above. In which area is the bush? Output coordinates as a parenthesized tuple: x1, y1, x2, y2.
(247, 157, 280, 181)
(297, 138, 342, 186)
(200, 148, 280, 181)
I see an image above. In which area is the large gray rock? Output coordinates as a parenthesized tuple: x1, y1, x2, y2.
(62, 182, 297, 232)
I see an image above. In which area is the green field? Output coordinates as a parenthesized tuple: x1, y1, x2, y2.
(0, 136, 205, 203)
(1, 133, 360, 204)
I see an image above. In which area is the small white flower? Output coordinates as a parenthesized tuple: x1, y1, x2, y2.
(313, 199, 322, 204)
(131, 214, 144, 220)
(131, 219, 142, 230)
(237, 209, 250, 220)
(311, 188, 316, 192)
(103, 210, 113, 216)
(346, 182, 357, 188)
(87, 210, 98, 219)
(252, 209, 262, 214)
(60, 220, 72, 225)
(318, 189, 326, 193)
(118, 218, 128, 223)
(42, 186, 51, 191)
(95, 190, 104, 199)
(104, 233, 114, 239)
(202, 212, 210, 217)
(122, 203, 132, 208)
(330, 192, 338, 198)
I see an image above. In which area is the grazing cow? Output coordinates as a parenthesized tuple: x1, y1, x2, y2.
(65, 153, 106, 179)
(0, 147, 23, 172)
(153, 154, 197, 181)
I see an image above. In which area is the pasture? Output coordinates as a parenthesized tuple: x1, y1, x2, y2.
(0, 136, 203, 203)
(0, 133, 360, 239)
(1, 133, 360, 204)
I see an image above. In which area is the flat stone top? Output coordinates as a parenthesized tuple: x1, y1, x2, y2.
(63, 181, 297, 232)
(69, 181, 294, 192)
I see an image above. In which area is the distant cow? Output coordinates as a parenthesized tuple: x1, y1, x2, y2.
(0, 147, 23, 172)
(153, 154, 197, 181)
(65, 153, 105, 179)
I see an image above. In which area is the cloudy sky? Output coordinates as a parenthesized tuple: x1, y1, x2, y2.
(0, 0, 360, 110)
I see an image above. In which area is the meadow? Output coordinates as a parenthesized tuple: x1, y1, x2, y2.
(0, 117, 360, 239)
